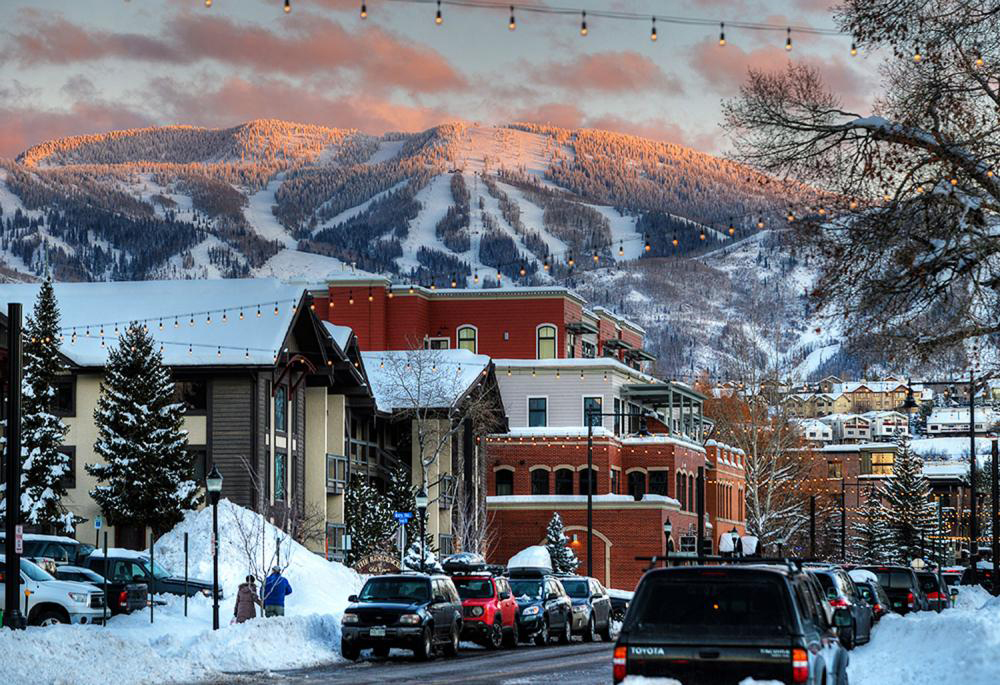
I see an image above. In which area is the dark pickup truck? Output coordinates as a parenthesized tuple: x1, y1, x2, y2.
(54, 565, 147, 615)
(84, 550, 218, 599)
(613, 565, 850, 685)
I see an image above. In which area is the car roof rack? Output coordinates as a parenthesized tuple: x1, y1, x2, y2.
(636, 555, 822, 574)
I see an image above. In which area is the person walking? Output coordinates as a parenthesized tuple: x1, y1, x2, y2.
(233, 575, 261, 624)
(263, 566, 292, 617)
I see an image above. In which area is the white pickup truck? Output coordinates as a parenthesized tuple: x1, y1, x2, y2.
(1, 554, 107, 625)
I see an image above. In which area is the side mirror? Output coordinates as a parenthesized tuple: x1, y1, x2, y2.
(347, 594, 358, 603)
(949, 587, 959, 597)
(499, 591, 511, 600)
(433, 594, 447, 604)
(825, 587, 838, 600)
(546, 592, 558, 601)
(833, 607, 852, 628)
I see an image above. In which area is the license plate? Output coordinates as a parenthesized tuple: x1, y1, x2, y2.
(893, 602, 902, 608)
(370, 626, 386, 637)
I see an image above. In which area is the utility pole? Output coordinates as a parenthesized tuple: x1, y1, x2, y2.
(696, 467, 705, 563)
(969, 368, 979, 585)
(586, 408, 594, 578)
(3, 302, 25, 629)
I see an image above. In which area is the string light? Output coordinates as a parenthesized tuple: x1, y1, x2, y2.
(474, 270, 479, 284)
(785, 27, 792, 51)
(368, 287, 374, 301)
(580, 10, 587, 36)
(719, 22, 725, 46)
(672, 235, 679, 247)
(756, 217, 765, 229)
(850, 40, 857, 56)
(568, 254, 575, 267)
(496, 270, 502, 283)
(360, 2, 367, 19)
(158, 319, 164, 331)
(644, 235, 651, 252)
(274, 302, 279, 315)
(592, 250, 599, 264)
(519, 263, 527, 277)
(975, 52, 984, 67)
(284, 0, 291, 14)
(256, 306, 261, 318)
(618, 242, 625, 257)
(699, 230, 706, 241)
(204, 0, 212, 7)
(435, 0, 443, 25)
(650, 17, 657, 42)
(728, 218, 735, 236)
(508, 5, 515, 30)
(451, 275, 458, 288)
(913, 44, 922, 63)
(349, 291, 355, 305)
(206, 313, 212, 325)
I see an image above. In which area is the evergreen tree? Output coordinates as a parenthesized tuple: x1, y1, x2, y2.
(545, 512, 579, 573)
(0, 279, 77, 532)
(385, 463, 436, 556)
(344, 473, 395, 564)
(86, 323, 198, 536)
(403, 540, 444, 573)
(883, 433, 935, 563)
(849, 485, 896, 564)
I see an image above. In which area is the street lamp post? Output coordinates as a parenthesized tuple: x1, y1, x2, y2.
(968, 368, 979, 585)
(662, 519, 672, 568)
(205, 465, 223, 630)
(415, 490, 429, 573)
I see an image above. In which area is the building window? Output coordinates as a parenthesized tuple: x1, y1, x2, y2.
(275, 385, 287, 434)
(174, 380, 207, 413)
(677, 473, 687, 510)
(870, 451, 894, 475)
(827, 460, 843, 479)
(688, 478, 695, 513)
(326, 523, 346, 562)
(188, 448, 208, 485)
(613, 397, 622, 435)
(531, 469, 550, 495)
(425, 337, 449, 350)
(650, 470, 669, 496)
(581, 340, 597, 358)
(610, 469, 620, 494)
(457, 326, 477, 353)
(555, 468, 574, 495)
(57, 447, 76, 490)
(579, 468, 598, 495)
(52, 378, 75, 416)
(439, 534, 454, 556)
(537, 324, 557, 359)
(439, 474, 457, 509)
(528, 397, 548, 427)
(627, 471, 646, 500)
(275, 451, 287, 500)
(584, 396, 603, 427)
(326, 453, 347, 493)
(495, 469, 514, 496)
(679, 535, 697, 554)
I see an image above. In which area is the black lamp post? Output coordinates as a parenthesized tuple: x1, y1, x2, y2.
(662, 518, 672, 568)
(415, 490, 429, 573)
(205, 465, 223, 630)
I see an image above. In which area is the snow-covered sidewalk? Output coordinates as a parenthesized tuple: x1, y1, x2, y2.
(0, 501, 362, 685)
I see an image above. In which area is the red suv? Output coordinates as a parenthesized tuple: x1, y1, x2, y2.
(451, 573, 519, 649)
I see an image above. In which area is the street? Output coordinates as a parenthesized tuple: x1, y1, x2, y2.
(251, 642, 613, 685)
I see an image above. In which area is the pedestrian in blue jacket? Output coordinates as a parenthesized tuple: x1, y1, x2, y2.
(263, 566, 292, 617)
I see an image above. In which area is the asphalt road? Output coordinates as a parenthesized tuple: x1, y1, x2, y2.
(248, 641, 614, 685)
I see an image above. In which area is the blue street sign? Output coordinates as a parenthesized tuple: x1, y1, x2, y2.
(393, 511, 413, 523)
(94, 516, 103, 530)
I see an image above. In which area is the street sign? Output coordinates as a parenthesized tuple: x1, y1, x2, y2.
(393, 511, 413, 523)
(14, 525, 23, 554)
(94, 516, 103, 530)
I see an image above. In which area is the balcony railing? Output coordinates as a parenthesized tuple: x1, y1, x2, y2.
(327, 453, 347, 494)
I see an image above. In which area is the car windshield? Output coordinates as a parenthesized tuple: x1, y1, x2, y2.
(21, 558, 56, 582)
(359, 578, 430, 603)
(139, 559, 172, 579)
(75, 568, 105, 583)
(453, 577, 494, 600)
(916, 574, 940, 593)
(509, 579, 543, 600)
(871, 570, 914, 589)
(628, 576, 790, 636)
(561, 579, 590, 598)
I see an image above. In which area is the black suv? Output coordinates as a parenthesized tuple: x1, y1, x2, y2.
(861, 565, 929, 615)
(558, 575, 613, 642)
(806, 566, 873, 649)
(613, 565, 851, 685)
(507, 569, 573, 646)
(340, 573, 463, 661)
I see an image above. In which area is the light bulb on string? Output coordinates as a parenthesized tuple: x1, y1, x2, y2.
(222, 310, 228, 323)
(672, 235, 679, 247)
(568, 254, 575, 267)
(719, 22, 725, 46)
(913, 44, 922, 62)
(543, 257, 550, 271)
(497, 270, 502, 283)
(217, 346, 222, 358)
(555, 369, 560, 379)
(207, 313, 212, 325)
(850, 40, 857, 56)
(430, 280, 437, 291)
(592, 250, 599, 264)
(435, 0, 442, 25)
(204, 0, 212, 7)
(519, 263, 526, 277)
(284, 0, 291, 14)
(644, 235, 651, 252)
(699, 230, 706, 241)
(618, 242, 624, 257)
(360, 2, 367, 19)
(785, 27, 792, 51)
(158, 319, 164, 331)
(509, 5, 516, 30)
(408, 285, 415, 294)
(650, 17, 657, 42)
(474, 270, 479, 284)
(756, 217, 765, 229)
(728, 218, 735, 235)
(451, 275, 457, 288)
(580, 10, 587, 36)
(256, 306, 262, 318)
(189, 315, 195, 327)
(976, 52, 984, 67)
(245, 348, 250, 359)
(368, 287, 374, 301)
(274, 302, 279, 315)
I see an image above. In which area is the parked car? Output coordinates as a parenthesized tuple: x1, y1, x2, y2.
(84, 548, 217, 599)
(854, 579, 893, 622)
(558, 575, 613, 642)
(0, 532, 93, 568)
(861, 565, 929, 615)
(915, 570, 952, 611)
(959, 564, 995, 591)
(507, 569, 573, 646)
(806, 566, 873, 649)
(613, 564, 851, 684)
(340, 573, 463, 661)
(608, 588, 631, 623)
(449, 571, 519, 649)
(940, 567, 964, 588)
(0, 554, 106, 626)
(54, 565, 147, 615)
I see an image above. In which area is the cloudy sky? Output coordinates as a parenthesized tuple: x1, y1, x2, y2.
(0, 0, 880, 158)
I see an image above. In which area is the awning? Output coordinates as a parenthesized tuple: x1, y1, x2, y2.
(603, 338, 634, 351)
(566, 320, 600, 335)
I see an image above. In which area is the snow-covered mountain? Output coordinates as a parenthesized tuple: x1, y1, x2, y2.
(0, 119, 838, 379)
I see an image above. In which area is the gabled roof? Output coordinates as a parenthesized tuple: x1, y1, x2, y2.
(361, 348, 492, 412)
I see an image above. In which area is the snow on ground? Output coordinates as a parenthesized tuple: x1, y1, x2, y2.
(586, 204, 642, 260)
(0, 500, 361, 685)
(366, 139, 405, 165)
(911, 437, 994, 461)
(244, 175, 297, 248)
(397, 173, 460, 273)
(312, 180, 409, 237)
(254, 248, 352, 282)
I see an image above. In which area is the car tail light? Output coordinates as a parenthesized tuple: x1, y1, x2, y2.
(926, 592, 941, 600)
(873, 603, 883, 614)
(828, 597, 849, 608)
(792, 647, 809, 684)
(119, 590, 128, 608)
(612, 645, 627, 682)
(907, 591, 915, 608)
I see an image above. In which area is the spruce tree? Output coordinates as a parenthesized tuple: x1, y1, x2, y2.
(883, 433, 935, 563)
(545, 512, 579, 573)
(385, 463, 436, 556)
(849, 485, 896, 564)
(86, 323, 198, 536)
(0, 279, 77, 532)
(344, 472, 395, 564)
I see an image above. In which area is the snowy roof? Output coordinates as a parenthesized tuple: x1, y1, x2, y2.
(922, 461, 973, 479)
(497, 357, 659, 384)
(488, 493, 681, 507)
(818, 442, 898, 452)
(849, 569, 879, 585)
(928, 407, 997, 424)
(361, 348, 491, 412)
(88, 548, 150, 560)
(0, 279, 307, 367)
(912, 437, 994, 462)
(834, 380, 908, 394)
(322, 321, 353, 353)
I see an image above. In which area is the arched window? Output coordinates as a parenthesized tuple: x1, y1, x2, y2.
(495, 469, 514, 496)
(457, 325, 477, 353)
(555, 468, 574, 495)
(537, 324, 557, 359)
(627, 471, 646, 501)
(274, 385, 287, 433)
(688, 477, 695, 513)
(579, 468, 598, 495)
(677, 473, 686, 510)
(531, 469, 550, 495)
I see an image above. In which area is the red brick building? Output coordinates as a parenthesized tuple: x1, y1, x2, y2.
(705, 440, 748, 548)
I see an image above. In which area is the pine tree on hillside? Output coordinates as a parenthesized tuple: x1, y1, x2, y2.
(849, 485, 896, 565)
(86, 323, 199, 536)
(545, 512, 579, 573)
(0, 279, 78, 533)
(344, 473, 395, 564)
(883, 433, 935, 563)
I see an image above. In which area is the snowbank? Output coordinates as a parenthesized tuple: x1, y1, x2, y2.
(0, 500, 362, 684)
(849, 584, 1000, 684)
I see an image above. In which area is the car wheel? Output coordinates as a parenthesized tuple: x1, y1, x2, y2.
(840, 624, 856, 651)
(599, 617, 613, 642)
(340, 642, 360, 662)
(414, 626, 433, 661)
(487, 618, 503, 650)
(373, 645, 390, 658)
(503, 619, 519, 649)
(34, 609, 68, 627)
(558, 616, 572, 645)
(443, 623, 460, 658)
(533, 619, 549, 646)
(584, 615, 596, 642)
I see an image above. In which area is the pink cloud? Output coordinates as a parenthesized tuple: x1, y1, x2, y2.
(534, 51, 684, 94)
(0, 102, 154, 158)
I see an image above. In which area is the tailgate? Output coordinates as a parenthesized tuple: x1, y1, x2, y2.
(627, 641, 794, 685)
